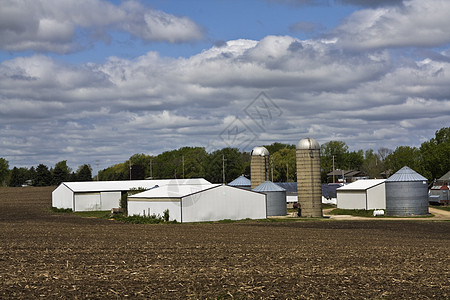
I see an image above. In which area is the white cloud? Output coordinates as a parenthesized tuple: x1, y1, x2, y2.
(0, 0, 204, 53)
(333, 0, 450, 49)
(0, 34, 449, 169)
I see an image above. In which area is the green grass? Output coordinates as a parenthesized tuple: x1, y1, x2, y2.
(50, 207, 72, 213)
(111, 214, 178, 224)
(73, 211, 111, 219)
(328, 208, 375, 217)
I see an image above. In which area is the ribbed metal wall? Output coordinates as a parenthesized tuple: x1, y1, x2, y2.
(265, 191, 287, 216)
(296, 138, 322, 217)
(385, 181, 428, 216)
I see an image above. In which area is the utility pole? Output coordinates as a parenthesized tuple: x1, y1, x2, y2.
(222, 154, 226, 184)
(332, 155, 335, 183)
(149, 159, 153, 179)
(271, 155, 274, 182)
(129, 161, 132, 180)
(182, 155, 185, 179)
(286, 162, 289, 182)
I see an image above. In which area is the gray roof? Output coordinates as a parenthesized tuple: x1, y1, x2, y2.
(251, 146, 269, 156)
(228, 175, 251, 186)
(386, 166, 427, 182)
(296, 137, 320, 150)
(253, 181, 286, 192)
(438, 170, 450, 182)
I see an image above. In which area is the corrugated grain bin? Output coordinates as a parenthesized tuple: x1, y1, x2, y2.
(253, 181, 287, 216)
(385, 166, 428, 216)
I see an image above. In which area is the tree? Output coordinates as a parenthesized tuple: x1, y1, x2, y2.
(52, 160, 71, 185)
(320, 141, 349, 176)
(272, 148, 296, 182)
(206, 148, 245, 183)
(0, 158, 9, 186)
(385, 146, 421, 175)
(34, 164, 52, 186)
(76, 164, 92, 181)
(419, 127, 450, 181)
(8, 167, 29, 187)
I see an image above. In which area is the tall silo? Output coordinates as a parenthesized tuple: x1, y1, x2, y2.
(253, 181, 287, 216)
(385, 166, 429, 216)
(251, 146, 270, 189)
(296, 137, 322, 217)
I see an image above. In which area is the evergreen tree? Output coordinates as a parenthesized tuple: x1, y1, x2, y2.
(34, 164, 52, 186)
(52, 160, 71, 185)
(0, 158, 9, 186)
(76, 164, 92, 181)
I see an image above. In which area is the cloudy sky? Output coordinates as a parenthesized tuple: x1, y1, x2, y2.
(1, 0, 449, 174)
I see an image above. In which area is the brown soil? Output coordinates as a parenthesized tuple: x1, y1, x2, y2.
(1, 186, 449, 299)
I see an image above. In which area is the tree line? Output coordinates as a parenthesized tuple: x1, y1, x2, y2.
(1, 127, 448, 186)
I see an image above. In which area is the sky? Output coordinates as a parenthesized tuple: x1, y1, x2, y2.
(1, 0, 449, 175)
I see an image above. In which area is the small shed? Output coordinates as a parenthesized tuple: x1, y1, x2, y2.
(385, 166, 428, 216)
(228, 175, 251, 190)
(253, 181, 287, 216)
(52, 178, 211, 211)
(337, 179, 386, 210)
(128, 184, 267, 223)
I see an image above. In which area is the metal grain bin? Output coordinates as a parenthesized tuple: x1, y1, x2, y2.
(253, 181, 287, 216)
(228, 175, 251, 190)
(385, 166, 428, 216)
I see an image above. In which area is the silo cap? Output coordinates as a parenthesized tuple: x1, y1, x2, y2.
(296, 138, 320, 150)
(251, 146, 269, 156)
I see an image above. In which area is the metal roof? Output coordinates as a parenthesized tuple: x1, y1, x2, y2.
(275, 182, 297, 193)
(296, 137, 320, 150)
(385, 166, 427, 182)
(251, 146, 269, 156)
(337, 179, 386, 191)
(228, 175, 251, 186)
(253, 181, 286, 192)
(438, 170, 450, 182)
(129, 183, 219, 198)
(60, 178, 212, 193)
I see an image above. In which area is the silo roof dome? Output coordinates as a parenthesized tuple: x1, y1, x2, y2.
(296, 137, 320, 150)
(251, 146, 269, 156)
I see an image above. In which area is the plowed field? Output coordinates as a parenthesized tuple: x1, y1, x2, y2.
(1, 187, 449, 299)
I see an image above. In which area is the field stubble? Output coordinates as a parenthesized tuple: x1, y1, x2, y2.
(0, 187, 449, 299)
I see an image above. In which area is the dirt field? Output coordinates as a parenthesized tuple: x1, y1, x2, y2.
(1, 187, 449, 299)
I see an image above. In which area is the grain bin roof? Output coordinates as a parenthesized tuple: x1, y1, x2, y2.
(296, 137, 320, 150)
(60, 178, 211, 192)
(251, 146, 269, 156)
(253, 181, 286, 192)
(337, 179, 385, 191)
(386, 166, 427, 182)
(228, 175, 251, 186)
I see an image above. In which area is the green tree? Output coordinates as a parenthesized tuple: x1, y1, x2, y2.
(34, 164, 52, 186)
(206, 148, 245, 183)
(8, 167, 29, 187)
(272, 148, 296, 182)
(263, 142, 295, 155)
(0, 158, 9, 186)
(345, 150, 364, 171)
(76, 164, 92, 181)
(385, 146, 421, 175)
(52, 160, 71, 185)
(419, 127, 450, 181)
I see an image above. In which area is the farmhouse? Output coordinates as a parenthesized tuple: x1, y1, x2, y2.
(337, 179, 386, 210)
(128, 184, 267, 223)
(52, 178, 211, 211)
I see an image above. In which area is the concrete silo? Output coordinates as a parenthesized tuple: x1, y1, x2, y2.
(253, 181, 287, 216)
(385, 166, 429, 216)
(251, 146, 270, 189)
(296, 138, 322, 217)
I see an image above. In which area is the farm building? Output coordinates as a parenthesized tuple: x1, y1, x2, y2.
(128, 184, 267, 223)
(337, 179, 386, 210)
(52, 178, 211, 212)
(429, 170, 450, 204)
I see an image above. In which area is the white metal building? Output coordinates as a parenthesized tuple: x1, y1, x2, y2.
(128, 184, 267, 223)
(337, 179, 386, 210)
(52, 178, 211, 211)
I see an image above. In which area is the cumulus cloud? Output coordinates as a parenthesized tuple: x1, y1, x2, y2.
(1, 34, 449, 169)
(0, 0, 204, 53)
(332, 0, 450, 49)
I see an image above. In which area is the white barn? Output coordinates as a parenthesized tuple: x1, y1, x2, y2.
(52, 178, 211, 212)
(337, 179, 386, 210)
(128, 184, 267, 223)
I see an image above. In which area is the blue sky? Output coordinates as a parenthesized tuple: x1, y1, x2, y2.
(1, 0, 449, 175)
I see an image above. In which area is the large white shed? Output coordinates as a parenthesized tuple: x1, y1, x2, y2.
(52, 178, 211, 211)
(128, 184, 267, 223)
(337, 179, 386, 210)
